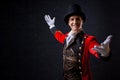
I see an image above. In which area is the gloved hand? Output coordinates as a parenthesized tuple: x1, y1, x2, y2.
(44, 15, 55, 29)
(92, 35, 112, 57)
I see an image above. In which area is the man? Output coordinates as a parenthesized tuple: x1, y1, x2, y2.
(44, 4, 112, 80)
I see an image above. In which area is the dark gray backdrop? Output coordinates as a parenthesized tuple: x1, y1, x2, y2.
(1, 0, 120, 80)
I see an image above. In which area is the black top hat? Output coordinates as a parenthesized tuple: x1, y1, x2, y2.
(64, 4, 86, 25)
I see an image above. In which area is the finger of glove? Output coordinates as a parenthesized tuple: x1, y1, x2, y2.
(95, 46, 104, 50)
(44, 15, 47, 21)
(107, 35, 112, 39)
(93, 46, 104, 53)
(94, 45, 103, 49)
(100, 43, 105, 47)
(104, 35, 112, 44)
(44, 15, 49, 22)
(106, 35, 112, 42)
(103, 39, 110, 45)
(94, 45, 105, 50)
(102, 41, 110, 48)
(47, 15, 52, 21)
(53, 17, 55, 22)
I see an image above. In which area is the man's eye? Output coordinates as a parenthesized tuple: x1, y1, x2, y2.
(70, 19, 74, 21)
(76, 19, 80, 21)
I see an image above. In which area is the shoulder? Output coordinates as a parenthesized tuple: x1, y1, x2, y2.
(84, 34, 97, 41)
(84, 34, 96, 38)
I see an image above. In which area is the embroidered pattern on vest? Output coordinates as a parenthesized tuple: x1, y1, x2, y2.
(63, 32, 88, 80)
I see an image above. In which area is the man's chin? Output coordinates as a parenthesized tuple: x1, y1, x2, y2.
(72, 29, 81, 32)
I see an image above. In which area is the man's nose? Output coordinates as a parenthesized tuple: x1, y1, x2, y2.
(73, 20, 77, 23)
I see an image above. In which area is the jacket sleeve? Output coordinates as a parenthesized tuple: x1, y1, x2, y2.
(50, 27, 67, 44)
(88, 36, 100, 58)
(88, 36, 111, 60)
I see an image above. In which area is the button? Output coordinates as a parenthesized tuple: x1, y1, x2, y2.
(78, 59, 81, 62)
(81, 41, 84, 44)
(79, 66, 82, 69)
(80, 72, 82, 75)
(79, 47, 82, 50)
(78, 53, 81, 56)
(84, 36, 87, 38)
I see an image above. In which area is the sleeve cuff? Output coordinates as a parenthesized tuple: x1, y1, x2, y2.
(50, 26, 58, 34)
(49, 25, 55, 29)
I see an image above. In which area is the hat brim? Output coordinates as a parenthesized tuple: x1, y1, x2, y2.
(64, 12, 86, 25)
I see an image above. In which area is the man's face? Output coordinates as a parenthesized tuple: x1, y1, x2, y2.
(68, 15, 83, 31)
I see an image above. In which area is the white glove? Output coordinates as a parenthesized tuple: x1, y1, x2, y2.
(44, 15, 55, 29)
(93, 35, 112, 57)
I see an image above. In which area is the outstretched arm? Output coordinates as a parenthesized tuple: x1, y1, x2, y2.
(44, 15, 66, 44)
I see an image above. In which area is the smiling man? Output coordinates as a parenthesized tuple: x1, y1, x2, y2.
(44, 4, 112, 80)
